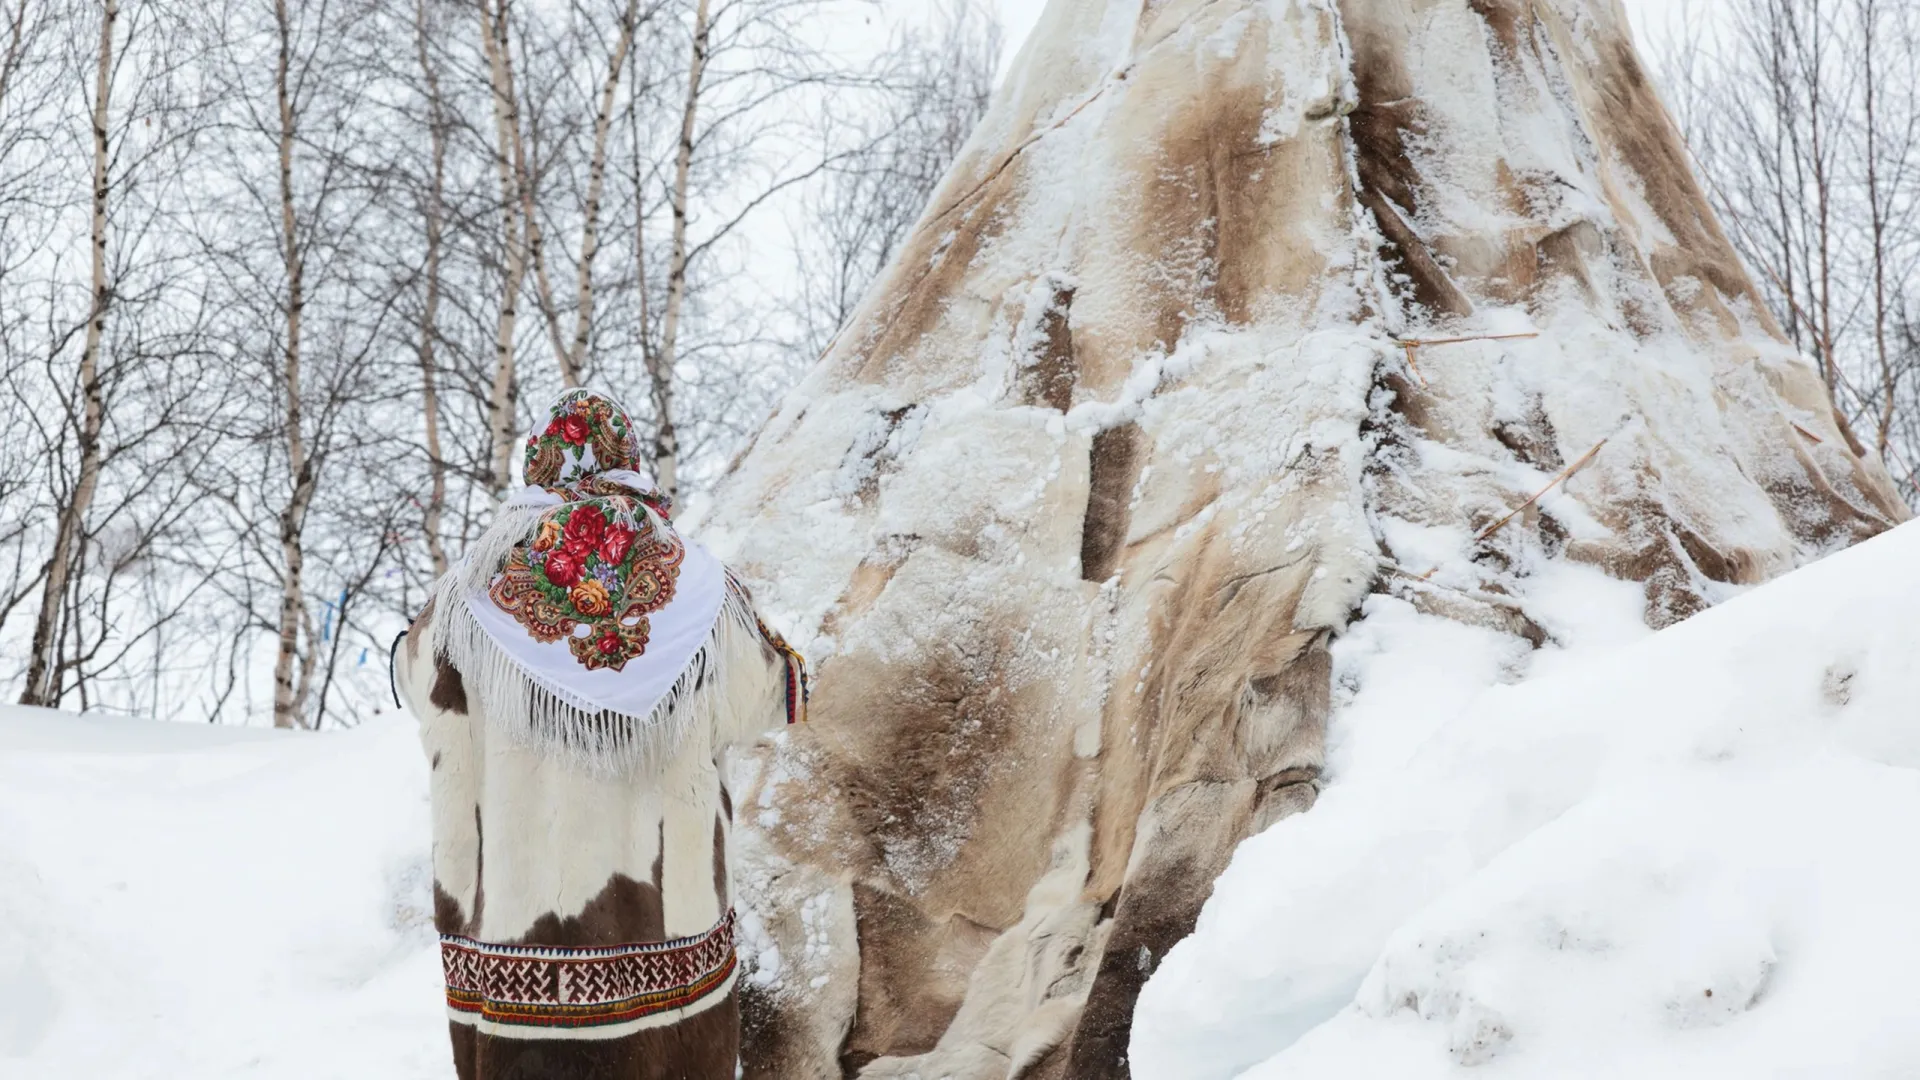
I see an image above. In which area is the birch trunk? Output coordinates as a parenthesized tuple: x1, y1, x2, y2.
(0, 0, 29, 115)
(1809, 8, 1838, 394)
(564, 0, 639, 385)
(650, 0, 709, 503)
(480, 0, 527, 494)
(628, 31, 656, 440)
(1767, 8, 1798, 347)
(270, 0, 314, 731)
(20, 0, 116, 707)
(415, 0, 449, 576)
(1861, 0, 1895, 454)
(519, 104, 570, 383)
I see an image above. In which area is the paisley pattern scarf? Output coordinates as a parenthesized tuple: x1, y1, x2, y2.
(428, 389, 802, 774)
(489, 392, 682, 671)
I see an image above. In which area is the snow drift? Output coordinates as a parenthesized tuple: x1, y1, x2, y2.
(1134, 520, 1920, 1078)
(0, 709, 444, 1078)
(4, 522, 1916, 1078)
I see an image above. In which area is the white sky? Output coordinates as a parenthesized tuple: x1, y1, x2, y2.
(993, 0, 1044, 72)
(990, 0, 1687, 77)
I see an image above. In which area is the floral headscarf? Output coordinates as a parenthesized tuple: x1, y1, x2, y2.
(521, 388, 672, 517)
(487, 390, 684, 671)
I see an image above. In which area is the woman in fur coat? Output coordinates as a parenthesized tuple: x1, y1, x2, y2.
(396, 389, 804, 1079)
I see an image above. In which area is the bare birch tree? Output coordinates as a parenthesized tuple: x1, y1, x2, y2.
(647, 0, 710, 502)
(786, 0, 1000, 365)
(0, 0, 1003, 720)
(413, 0, 451, 577)
(1661, 0, 1920, 501)
(565, 0, 649, 384)
(265, 0, 317, 729)
(478, 0, 530, 494)
(18, 0, 117, 707)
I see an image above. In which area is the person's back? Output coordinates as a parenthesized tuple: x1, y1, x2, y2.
(397, 389, 803, 1079)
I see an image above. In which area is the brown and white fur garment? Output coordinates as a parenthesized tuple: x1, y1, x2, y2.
(397, 591, 789, 1080)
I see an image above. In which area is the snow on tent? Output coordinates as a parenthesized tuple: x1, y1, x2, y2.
(697, 0, 1906, 1076)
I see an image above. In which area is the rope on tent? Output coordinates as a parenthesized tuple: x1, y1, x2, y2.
(1399, 437, 1610, 580)
(1474, 437, 1609, 543)
(1393, 332, 1540, 387)
(1383, 561, 1527, 610)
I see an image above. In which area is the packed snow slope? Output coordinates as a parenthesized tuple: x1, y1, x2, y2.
(0, 525, 1913, 1078)
(0, 708, 444, 1078)
(1133, 519, 1920, 1078)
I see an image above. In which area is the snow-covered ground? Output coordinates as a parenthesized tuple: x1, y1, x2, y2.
(0, 709, 444, 1078)
(1134, 521, 1920, 1078)
(5, 523, 1916, 1078)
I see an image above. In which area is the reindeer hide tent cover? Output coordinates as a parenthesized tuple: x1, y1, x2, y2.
(702, 0, 1906, 1076)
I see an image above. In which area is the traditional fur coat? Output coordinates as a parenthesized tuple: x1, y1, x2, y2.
(397, 390, 804, 1079)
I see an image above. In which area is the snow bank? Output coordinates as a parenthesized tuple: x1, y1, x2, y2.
(1133, 521, 1920, 1078)
(0, 708, 442, 1078)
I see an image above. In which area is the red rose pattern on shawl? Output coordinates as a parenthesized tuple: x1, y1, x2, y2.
(490, 389, 686, 670)
(489, 495, 684, 671)
(521, 389, 672, 517)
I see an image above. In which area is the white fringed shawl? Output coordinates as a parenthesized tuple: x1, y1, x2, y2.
(426, 542, 763, 778)
(425, 391, 794, 778)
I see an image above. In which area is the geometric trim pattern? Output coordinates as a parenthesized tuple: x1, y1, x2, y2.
(442, 909, 735, 1032)
(727, 569, 809, 727)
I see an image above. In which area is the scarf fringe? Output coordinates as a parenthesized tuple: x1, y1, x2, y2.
(426, 502, 763, 779)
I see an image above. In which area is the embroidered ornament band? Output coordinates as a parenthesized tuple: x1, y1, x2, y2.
(442, 909, 737, 1032)
(725, 568, 808, 727)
